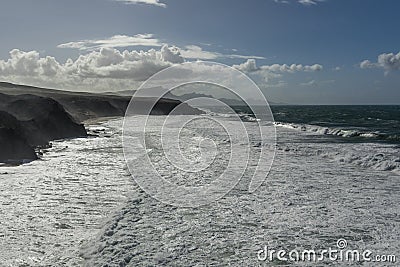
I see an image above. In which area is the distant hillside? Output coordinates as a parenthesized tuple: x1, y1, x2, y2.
(0, 82, 203, 121)
(110, 89, 286, 106)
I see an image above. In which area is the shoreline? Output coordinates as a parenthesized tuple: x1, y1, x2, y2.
(0, 117, 135, 266)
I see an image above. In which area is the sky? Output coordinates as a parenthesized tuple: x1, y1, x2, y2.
(0, 0, 399, 104)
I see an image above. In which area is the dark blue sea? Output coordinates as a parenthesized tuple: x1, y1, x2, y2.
(271, 105, 400, 144)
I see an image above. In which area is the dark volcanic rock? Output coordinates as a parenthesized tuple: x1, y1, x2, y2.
(0, 93, 87, 146)
(0, 128, 37, 163)
(0, 93, 87, 163)
(0, 111, 38, 163)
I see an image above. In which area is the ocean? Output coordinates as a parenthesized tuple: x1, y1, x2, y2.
(272, 105, 400, 144)
(0, 105, 399, 266)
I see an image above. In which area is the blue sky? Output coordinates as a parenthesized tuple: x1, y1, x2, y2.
(0, 0, 399, 104)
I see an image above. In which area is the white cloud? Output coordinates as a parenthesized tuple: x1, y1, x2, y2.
(260, 63, 323, 72)
(377, 52, 400, 71)
(180, 45, 220, 60)
(0, 45, 185, 91)
(58, 34, 163, 50)
(233, 59, 259, 72)
(160, 45, 184, 64)
(360, 60, 375, 69)
(274, 0, 325, 5)
(114, 0, 166, 8)
(66, 46, 176, 80)
(298, 0, 323, 5)
(0, 49, 61, 77)
(233, 59, 323, 73)
(274, 0, 290, 4)
(233, 59, 323, 85)
(360, 52, 400, 72)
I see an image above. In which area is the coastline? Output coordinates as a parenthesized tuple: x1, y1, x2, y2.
(0, 82, 202, 164)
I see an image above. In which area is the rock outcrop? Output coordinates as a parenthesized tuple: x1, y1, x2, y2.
(0, 93, 87, 163)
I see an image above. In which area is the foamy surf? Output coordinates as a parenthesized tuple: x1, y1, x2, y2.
(80, 116, 399, 266)
(1, 115, 399, 266)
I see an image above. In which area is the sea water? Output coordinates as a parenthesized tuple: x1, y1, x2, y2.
(0, 106, 399, 266)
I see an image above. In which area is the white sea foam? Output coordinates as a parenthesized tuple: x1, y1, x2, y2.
(1, 116, 399, 266)
(275, 122, 400, 174)
(81, 116, 399, 266)
(275, 122, 382, 138)
(320, 145, 400, 174)
(0, 118, 134, 266)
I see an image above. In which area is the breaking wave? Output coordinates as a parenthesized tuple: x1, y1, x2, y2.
(275, 122, 400, 143)
(275, 122, 400, 174)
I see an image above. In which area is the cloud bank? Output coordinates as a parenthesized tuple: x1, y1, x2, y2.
(0, 45, 183, 91)
(0, 48, 323, 92)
